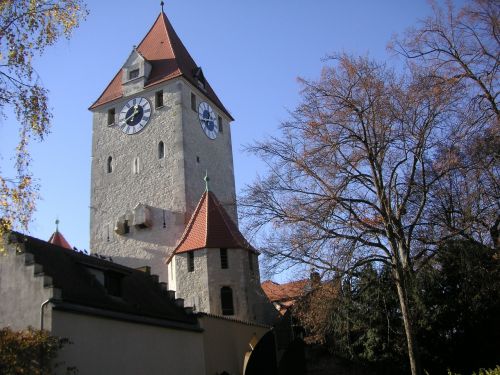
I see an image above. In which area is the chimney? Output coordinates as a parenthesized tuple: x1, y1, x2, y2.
(167, 290, 176, 300)
(135, 266, 151, 275)
(310, 270, 321, 286)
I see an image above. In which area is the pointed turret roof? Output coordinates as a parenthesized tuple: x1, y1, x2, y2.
(90, 11, 233, 120)
(48, 229, 72, 250)
(168, 191, 256, 262)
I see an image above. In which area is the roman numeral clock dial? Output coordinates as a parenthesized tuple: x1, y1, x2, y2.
(198, 101, 218, 140)
(118, 97, 151, 134)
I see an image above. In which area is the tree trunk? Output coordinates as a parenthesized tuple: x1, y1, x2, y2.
(394, 267, 421, 375)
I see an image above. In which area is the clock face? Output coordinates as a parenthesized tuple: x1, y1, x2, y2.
(118, 97, 151, 135)
(198, 101, 218, 140)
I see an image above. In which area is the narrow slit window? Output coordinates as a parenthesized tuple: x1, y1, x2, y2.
(129, 69, 139, 80)
(220, 248, 228, 269)
(248, 251, 254, 275)
(158, 141, 165, 159)
(218, 116, 223, 133)
(123, 220, 130, 234)
(221, 286, 234, 315)
(191, 93, 196, 111)
(107, 108, 115, 125)
(188, 252, 194, 272)
(107, 156, 113, 173)
(155, 90, 163, 108)
(133, 157, 140, 174)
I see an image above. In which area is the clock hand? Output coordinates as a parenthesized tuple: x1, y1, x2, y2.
(124, 107, 140, 123)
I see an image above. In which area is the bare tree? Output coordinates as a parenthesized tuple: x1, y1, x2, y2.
(391, 0, 499, 249)
(241, 55, 463, 375)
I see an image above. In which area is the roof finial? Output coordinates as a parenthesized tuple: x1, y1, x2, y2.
(160, 1, 164, 12)
(55, 218, 60, 232)
(204, 170, 210, 192)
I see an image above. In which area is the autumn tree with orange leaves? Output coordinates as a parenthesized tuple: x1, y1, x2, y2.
(242, 2, 498, 374)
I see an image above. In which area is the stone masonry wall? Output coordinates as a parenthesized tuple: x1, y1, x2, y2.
(180, 80, 237, 222)
(174, 250, 210, 312)
(90, 79, 186, 282)
(0, 241, 59, 331)
(90, 78, 237, 283)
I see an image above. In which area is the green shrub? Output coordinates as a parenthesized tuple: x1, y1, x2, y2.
(0, 327, 76, 374)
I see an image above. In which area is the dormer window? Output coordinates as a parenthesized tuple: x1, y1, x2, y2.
(129, 69, 139, 80)
(193, 66, 206, 91)
(105, 271, 123, 297)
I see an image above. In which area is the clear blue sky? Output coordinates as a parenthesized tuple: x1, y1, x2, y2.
(1, 1, 451, 255)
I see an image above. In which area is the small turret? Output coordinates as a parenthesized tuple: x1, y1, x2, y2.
(48, 219, 72, 250)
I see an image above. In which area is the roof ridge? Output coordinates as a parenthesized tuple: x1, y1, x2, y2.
(159, 12, 177, 65)
(88, 70, 122, 110)
(209, 192, 255, 251)
(135, 12, 163, 54)
(204, 191, 209, 246)
(169, 191, 208, 258)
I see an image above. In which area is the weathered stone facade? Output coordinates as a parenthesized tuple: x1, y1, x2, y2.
(169, 247, 275, 323)
(90, 78, 236, 282)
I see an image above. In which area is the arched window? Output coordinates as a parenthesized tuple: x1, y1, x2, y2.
(158, 141, 165, 159)
(220, 286, 234, 315)
(107, 156, 113, 173)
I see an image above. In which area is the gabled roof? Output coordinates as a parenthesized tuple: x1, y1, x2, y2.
(8, 232, 198, 327)
(48, 230, 72, 250)
(261, 280, 309, 303)
(168, 191, 256, 261)
(89, 11, 233, 120)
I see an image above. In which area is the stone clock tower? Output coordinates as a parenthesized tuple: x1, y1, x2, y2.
(89, 10, 236, 282)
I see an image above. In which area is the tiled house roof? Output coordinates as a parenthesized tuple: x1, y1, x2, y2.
(89, 11, 233, 120)
(168, 191, 256, 261)
(261, 280, 309, 303)
(8, 232, 198, 328)
(261, 279, 310, 315)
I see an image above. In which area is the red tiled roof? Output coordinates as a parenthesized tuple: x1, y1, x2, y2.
(48, 230, 72, 250)
(261, 280, 309, 303)
(90, 11, 233, 120)
(168, 191, 256, 262)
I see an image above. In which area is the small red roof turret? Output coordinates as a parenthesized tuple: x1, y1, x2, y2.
(48, 220, 72, 250)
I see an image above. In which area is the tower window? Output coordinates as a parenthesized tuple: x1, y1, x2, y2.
(220, 248, 228, 269)
(133, 157, 140, 174)
(123, 220, 130, 234)
(191, 93, 196, 111)
(248, 252, 254, 275)
(188, 251, 194, 272)
(158, 141, 165, 159)
(221, 286, 234, 315)
(129, 69, 139, 80)
(155, 90, 163, 108)
(218, 116, 223, 133)
(107, 156, 113, 173)
(196, 156, 200, 163)
(107, 108, 115, 125)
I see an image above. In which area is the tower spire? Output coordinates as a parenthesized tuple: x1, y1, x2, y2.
(204, 170, 210, 192)
(55, 218, 60, 232)
(160, 1, 164, 12)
